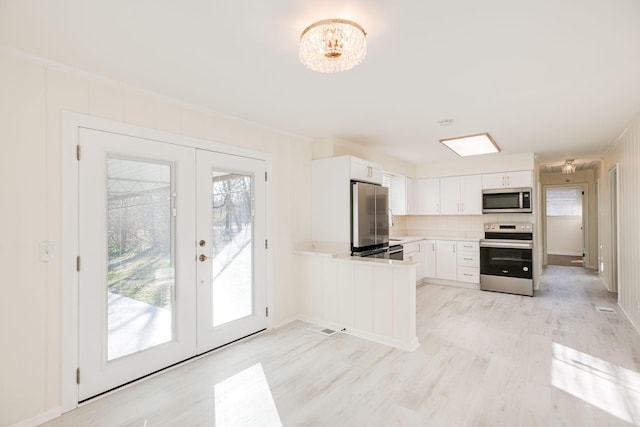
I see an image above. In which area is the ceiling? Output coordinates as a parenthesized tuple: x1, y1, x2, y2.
(2, 0, 640, 167)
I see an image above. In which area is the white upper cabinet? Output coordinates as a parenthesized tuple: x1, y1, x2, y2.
(460, 175, 482, 214)
(350, 156, 383, 184)
(482, 170, 532, 189)
(415, 178, 440, 215)
(440, 175, 482, 215)
(406, 178, 417, 215)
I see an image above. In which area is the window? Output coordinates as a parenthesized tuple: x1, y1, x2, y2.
(382, 172, 406, 215)
(546, 187, 582, 217)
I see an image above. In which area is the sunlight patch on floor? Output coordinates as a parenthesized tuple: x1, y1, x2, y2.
(551, 342, 640, 424)
(214, 363, 282, 427)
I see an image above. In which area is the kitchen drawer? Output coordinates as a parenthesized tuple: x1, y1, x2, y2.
(457, 251, 479, 267)
(403, 242, 421, 255)
(457, 241, 479, 252)
(457, 266, 479, 283)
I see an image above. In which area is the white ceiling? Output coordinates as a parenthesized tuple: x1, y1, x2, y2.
(2, 0, 640, 167)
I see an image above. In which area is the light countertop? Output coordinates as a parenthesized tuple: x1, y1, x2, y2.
(389, 235, 481, 245)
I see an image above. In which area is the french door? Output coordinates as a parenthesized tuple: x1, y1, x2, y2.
(77, 128, 266, 400)
(195, 149, 266, 352)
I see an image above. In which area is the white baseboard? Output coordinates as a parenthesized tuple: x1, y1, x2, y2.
(421, 278, 480, 290)
(296, 316, 420, 352)
(10, 407, 61, 427)
(548, 251, 583, 256)
(617, 302, 640, 337)
(272, 315, 298, 329)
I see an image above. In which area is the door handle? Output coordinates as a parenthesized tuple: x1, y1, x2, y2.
(199, 254, 212, 262)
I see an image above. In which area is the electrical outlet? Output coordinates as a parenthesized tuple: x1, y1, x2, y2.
(39, 242, 54, 262)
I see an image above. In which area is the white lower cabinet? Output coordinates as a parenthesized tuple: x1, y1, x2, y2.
(422, 239, 480, 285)
(456, 241, 480, 283)
(424, 239, 437, 279)
(436, 240, 457, 280)
(404, 241, 427, 281)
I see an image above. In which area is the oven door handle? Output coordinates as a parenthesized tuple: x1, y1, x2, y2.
(480, 241, 533, 249)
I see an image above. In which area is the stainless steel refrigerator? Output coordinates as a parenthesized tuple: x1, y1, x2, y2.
(351, 181, 389, 256)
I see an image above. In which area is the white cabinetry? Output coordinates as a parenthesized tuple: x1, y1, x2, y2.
(406, 178, 417, 215)
(424, 239, 437, 279)
(482, 171, 532, 189)
(435, 240, 457, 281)
(423, 239, 480, 285)
(311, 155, 383, 246)
(456, 241, 480, 283)
(404, 240, 427, 281)
(350, 156, 383, 184)
(297, 252, 419, 351)
(440, 175, 482, 215)
(415, 178, 440, 215)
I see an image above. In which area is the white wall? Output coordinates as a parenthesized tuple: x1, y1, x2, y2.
(415, 152, 535, 178)
(313, 137, 417, 178)
(0, 49, 312, 426)
(599, 114, 640, 330)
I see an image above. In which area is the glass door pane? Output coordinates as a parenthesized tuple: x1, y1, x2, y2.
(106, 157, 174, 360)
(210, 172, 253, 327)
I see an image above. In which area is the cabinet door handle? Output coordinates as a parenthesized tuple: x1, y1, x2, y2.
(506, 176, 510, 186)
(432, 242, 435, 251)
(464, 257, 473, 261)
(453, 244, 456, 253)
(367, 166, 372, 177)
(460, 202, 464, 212)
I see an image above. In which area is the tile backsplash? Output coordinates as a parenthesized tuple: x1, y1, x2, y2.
(392, 214, 535, 239)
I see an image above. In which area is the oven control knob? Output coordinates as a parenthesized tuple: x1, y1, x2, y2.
(523, 267, 529, 272)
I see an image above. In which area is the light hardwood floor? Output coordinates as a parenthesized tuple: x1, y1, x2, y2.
(43, 266, 640, 426)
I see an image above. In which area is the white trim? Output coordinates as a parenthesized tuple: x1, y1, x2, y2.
(9, 407, 62, 427)
(273, 315, 298, 329)
(542, 183, 589, 267)
(421, 277, 481, 291)
(296, 316, 420, 352)
(608, 164, 620, 294)
(547, 251, 583, 257)
(61, 112, 274, 411)
(618, 302, 640, 337)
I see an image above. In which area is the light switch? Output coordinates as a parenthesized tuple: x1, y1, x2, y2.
(39, 242, 54, 262)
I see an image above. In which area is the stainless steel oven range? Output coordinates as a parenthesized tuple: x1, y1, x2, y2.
(480, 223, 533, 296)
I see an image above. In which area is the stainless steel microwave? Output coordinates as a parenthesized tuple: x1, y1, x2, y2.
(482, 187, 532, 213)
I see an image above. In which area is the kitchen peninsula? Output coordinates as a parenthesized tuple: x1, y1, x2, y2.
(296, 248, 419, 351)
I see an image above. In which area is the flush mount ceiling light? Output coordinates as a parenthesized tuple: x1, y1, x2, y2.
(439, 133, 500, 157)
(299, 18, 367, 73)
(562, 159, 576, 174)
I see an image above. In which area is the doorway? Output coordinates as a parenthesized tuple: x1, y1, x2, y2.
(544, 185, 586, 267)
(63, 117, 270, 406)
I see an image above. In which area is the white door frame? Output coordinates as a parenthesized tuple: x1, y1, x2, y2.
(541, 183, 589, 266)
(61, 112, 273, 412)
(609, 164, 620, 293)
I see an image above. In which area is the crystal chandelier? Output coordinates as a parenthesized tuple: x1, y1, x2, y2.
(299, 19, 367, 73)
